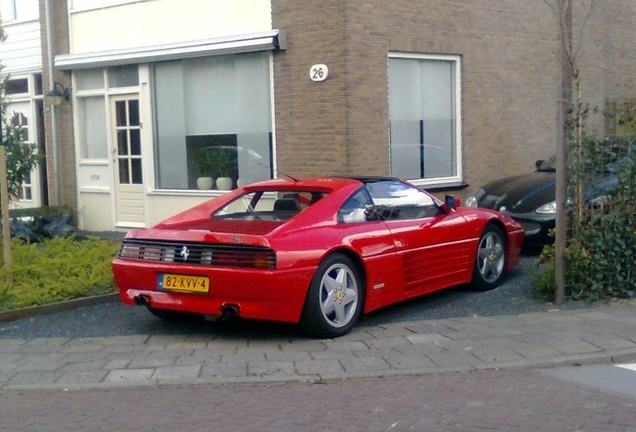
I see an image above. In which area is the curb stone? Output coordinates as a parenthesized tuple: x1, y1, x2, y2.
(0, 293, 119, 323)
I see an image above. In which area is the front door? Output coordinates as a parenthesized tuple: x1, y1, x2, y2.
(112, 96, 145, 228)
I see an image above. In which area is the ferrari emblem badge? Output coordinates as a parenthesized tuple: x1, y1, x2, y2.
(180, 246, 190, 261)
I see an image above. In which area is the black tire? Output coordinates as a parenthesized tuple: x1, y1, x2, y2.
(299, 253, 365, 339)
(471, 224, 507, 291)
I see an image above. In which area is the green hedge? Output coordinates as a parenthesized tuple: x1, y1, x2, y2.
(0, 236, 120, 312)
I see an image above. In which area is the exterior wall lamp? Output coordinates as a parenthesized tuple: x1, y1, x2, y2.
(45, 82, 70, 106)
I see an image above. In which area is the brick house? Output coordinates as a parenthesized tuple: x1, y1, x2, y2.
(9, 0, 636, 231)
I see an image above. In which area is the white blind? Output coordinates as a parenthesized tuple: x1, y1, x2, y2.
(389, 58, 456, 180)
(154, 52, 272, 189)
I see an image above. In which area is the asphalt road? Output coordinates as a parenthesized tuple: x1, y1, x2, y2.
(0, 255, 590, 340)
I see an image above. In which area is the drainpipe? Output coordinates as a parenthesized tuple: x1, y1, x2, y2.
(44, 0, 61, 206)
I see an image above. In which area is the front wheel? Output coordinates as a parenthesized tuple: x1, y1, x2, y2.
(471, 224, 507, 291)
(300, 254, 365, 338)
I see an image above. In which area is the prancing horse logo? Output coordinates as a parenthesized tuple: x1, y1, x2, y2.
(179, 246, 190, 261)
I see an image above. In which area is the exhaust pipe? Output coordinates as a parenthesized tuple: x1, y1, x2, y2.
(134, 295, 150, 307)
(220, 303, 240, 317)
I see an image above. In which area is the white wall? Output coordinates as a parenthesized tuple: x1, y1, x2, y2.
(0, 0, 41, 73)
(69, 0, 272, 54)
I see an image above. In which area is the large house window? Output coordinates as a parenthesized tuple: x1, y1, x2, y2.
(388, 54, 461, 185)
(153, 52, 273, 190)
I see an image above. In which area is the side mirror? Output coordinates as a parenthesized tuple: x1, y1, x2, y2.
(364, 205, 381, 221)
(443, 195, 459, 211)
(535, 159, 544, 169)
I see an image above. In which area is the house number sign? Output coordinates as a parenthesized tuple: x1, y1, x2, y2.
(310, 64, 329, 82)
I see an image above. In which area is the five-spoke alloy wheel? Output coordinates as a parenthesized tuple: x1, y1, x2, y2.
(300, 253, 364, 338)
(471, 224, 507, 291)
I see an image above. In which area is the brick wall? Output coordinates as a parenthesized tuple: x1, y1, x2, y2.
(272, 0, 635, 194)
(39, 0, 76, 209)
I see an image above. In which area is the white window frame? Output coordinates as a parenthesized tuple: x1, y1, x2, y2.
(5, 72, 45, 208)
(388, 52, 463, 188)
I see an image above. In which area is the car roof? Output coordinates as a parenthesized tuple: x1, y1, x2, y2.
(241, 176, 400, 192)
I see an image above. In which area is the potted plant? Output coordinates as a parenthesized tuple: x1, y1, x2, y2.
(191, 147, 215, 190)
(213, 147, 237, 191)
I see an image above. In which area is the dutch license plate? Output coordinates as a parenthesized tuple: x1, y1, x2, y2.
(159, 274, 209, 293)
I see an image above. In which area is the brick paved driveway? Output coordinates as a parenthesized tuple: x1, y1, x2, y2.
(1, 368, 634, 432)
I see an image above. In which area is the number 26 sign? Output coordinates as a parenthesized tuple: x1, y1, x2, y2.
(310, 64, 329, 82)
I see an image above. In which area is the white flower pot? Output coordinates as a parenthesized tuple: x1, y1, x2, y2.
(196, 177, 213, 190)
(216, 176, 233, 191)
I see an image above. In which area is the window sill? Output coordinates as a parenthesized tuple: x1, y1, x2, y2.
(423, 182, 470, 192)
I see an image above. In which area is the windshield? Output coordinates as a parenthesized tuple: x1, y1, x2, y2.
(536, 153, 633, 174)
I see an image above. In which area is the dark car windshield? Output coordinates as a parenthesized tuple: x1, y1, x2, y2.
(537, 156, 556, 172)
(536, 153, 633, 174)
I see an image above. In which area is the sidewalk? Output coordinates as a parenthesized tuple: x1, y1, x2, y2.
(1, 302, 635, 391)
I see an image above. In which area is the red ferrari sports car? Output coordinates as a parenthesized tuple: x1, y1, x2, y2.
(112, 177, 524, 338)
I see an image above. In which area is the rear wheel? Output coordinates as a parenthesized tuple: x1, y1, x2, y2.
(300, 254, 364, 338)
(471, 224, 507, 291)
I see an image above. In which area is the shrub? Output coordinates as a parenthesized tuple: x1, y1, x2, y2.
(532, 136, 636, 301)
(0, 236, 120, 311)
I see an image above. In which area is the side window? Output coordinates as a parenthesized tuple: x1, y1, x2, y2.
(338, 188, 373, 224)
(365, 180, 439, 220)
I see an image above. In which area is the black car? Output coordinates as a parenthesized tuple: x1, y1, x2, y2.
(464, 156, 618, 246)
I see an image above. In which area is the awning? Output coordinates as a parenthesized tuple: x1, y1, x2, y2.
(55, 30, 286, 70)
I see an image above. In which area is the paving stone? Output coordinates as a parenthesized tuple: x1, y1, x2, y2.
(546, 339, 604, 355)
(363, 336, 411, 349)
(57, 370, 109, 384)
(248, 361, 296, 379)
(58, 361, 108, 372)
(581, 334, 636, 351)
(174, 353, 222, 366)
(469, 346, 525, 363)
(508, 342, 563, 359)
(323, 340, 369, 351)
(0, 371, 16, 384)
(207, 339, 249, 349)
(265, 350, 312, 361)
(104, 359, 133, 370)
(309, 350, 361, 360)
(220, 352, 267, 362)
(7, 371, 62, 385)
(393, 342, 448, 356)
(339, 356, 390, 373)
(60, 344, 106, 353)
(0, 353, 24, 363)
(11, 359, 64, 373)
(363, 325, 415, 338)
(199, 362, 248, 379)
(128, 354, 177, 369)
(406, 333, 451, 344)
(192, 347, 238, 356)
(280, 341, 327, 352)
(61, 352, 109, 363)
(105, 368, 155, 383)
(23, 337, 71, 347)
(165, 342, 208, 350)
(73, 335, 150, 346)
(294, 359, 345, 375)
(0, 339, 27, 351)
(381, 352, 436, 370)
(425, 351, 483, 368)
(146, 335, 191, 347)
(152, 364, 201, 380)
(330, 329, 378, 342)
